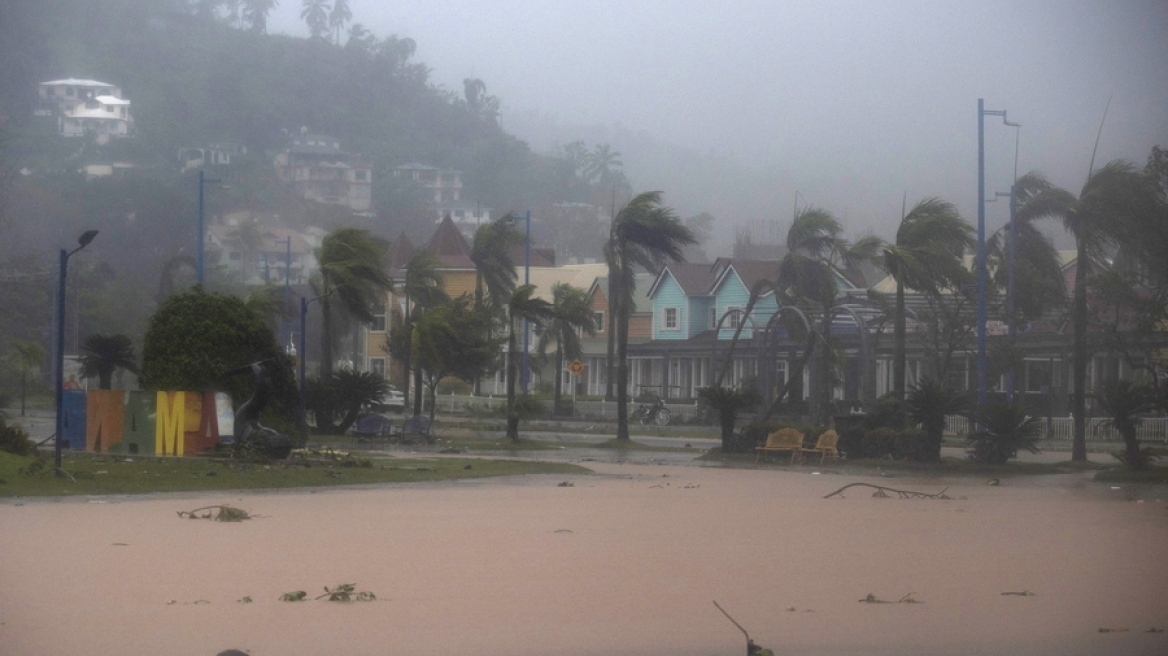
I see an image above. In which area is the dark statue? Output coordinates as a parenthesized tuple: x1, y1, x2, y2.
(225, 361, 292, 459)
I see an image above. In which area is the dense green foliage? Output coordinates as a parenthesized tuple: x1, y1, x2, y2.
(141, 289, 297, 429)
(0, 415, 38, 457)
(697, 385, 761, 451)
(966, 400, 1042, 465)
(905, 378, 967, 463)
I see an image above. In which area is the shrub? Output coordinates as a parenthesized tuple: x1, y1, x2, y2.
(906, 379, 967, 462)
(0, 417, 37, 457)
(966, 400, 1042, 465)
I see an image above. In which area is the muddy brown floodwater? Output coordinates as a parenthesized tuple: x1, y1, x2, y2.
(2, 462, 1166, 656)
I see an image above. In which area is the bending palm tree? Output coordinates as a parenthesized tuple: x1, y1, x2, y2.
(78, 333, 138, 390)
(881, 197, 972, 398)
(505, 285, 555, 441)
(1015, 160, 1162, 461)
(471, 215, 523, 395)
(401, 249, 448, 415)
(777, 206, 880, 425)
(607, 192, 696, 440)
(315, 227, 391, 381)
(536, 283, 598, 415)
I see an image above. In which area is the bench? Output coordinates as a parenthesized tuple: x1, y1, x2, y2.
(756, 428, 804, 464)
(352, 414, 397, 442)
(400, 414, 432, 439)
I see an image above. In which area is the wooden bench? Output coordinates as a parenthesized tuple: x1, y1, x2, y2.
(756, 428, 804, 464)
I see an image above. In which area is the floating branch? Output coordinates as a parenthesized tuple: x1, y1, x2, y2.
(824, 483, 950, 500)
(177, 505, 251, 521)
(713, 600, 773, 656)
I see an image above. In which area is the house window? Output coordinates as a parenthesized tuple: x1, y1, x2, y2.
(727, 306, 742, 329)
(369, 357, 386, 378)
(709, 307, 718, 329)
(370, 300, 387, 332)
(593, 311, 605, 332)
(663, 307, 679, 330)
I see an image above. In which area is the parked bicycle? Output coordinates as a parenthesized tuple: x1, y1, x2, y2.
(632, 397, 672, 426)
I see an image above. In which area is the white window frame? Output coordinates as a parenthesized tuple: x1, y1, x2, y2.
(594, 310, 605, 333)
(662, 307, 680, 330)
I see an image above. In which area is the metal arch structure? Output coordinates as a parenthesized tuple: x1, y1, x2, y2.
(757, 305, 813, 407)
(708, 305, 763, 388)
(825, 303, 875, 407)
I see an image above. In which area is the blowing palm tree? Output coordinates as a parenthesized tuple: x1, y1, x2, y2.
(300, 0, 329, 40)
(315, 227, 391, 380)
(400, 249, 449, 414)
(328, 0, 351, 45)
(881, 197, 973, 398)
(607, 192, 696, 440)
(471, 215, 523, 309)
(505, 285, 555, 441)
(777, 206, 880, 425)
(1015, 160, 1162, 461)
(536, 283, 598, 415)
(78, 333, 138, 390)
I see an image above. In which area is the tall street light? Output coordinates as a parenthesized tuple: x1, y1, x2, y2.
(54, 229, 98, 475)
(197, 169, 221, 286)
(298, 291, 332, 448)
(977, 98, 1019, 407)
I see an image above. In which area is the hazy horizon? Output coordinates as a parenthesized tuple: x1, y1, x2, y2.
(269, 0, 1168, 252)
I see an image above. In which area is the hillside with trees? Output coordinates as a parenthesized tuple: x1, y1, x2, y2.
(0, 0, 630, 369)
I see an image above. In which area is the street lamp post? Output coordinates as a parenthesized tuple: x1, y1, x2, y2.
(197, 170, 221, 286)
(298, 292, 331, 448)
(54, 230, 98, 475)
(976, 98, 1019, 407)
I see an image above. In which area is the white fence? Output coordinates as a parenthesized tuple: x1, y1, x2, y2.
(424, 394, 1168, 442)
(945, 415, 1168, 443)
(424, 393, 702, 422)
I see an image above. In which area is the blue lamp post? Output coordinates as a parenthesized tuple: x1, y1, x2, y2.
(197, 170, 221, 286)
(976, 99, 1019, 407)
(298, 291, 332, 448)
(54, 229, 98, 475)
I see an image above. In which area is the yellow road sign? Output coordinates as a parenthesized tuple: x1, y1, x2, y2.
(567, 359, 586, 376)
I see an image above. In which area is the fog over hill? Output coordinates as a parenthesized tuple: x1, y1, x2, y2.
(269, 0, 1168, 253)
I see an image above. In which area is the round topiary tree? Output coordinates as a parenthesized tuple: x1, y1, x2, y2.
(141, 289, 298, 435)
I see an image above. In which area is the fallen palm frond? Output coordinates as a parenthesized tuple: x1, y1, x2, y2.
(1001, 590, 1036, 596)
(824, 483, 950, 499)
(176, 505, 251, 521)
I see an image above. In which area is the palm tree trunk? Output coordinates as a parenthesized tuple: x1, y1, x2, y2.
(893, 281, 906, 398)
(615, 266, 631, 441)
(320, 292, 334, 381)
(1071, 242, 1089, 462)
(506, 317, 520, 441)
(20, 368, 27, 416)
(553, 343, 564, 415)
(605, 275, 616, 401)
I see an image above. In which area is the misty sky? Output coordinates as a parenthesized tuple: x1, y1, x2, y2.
(270, 0, 1168, 249)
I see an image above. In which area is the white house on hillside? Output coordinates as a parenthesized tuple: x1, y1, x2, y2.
(274, 134, 372, 212)
(37, 78, 132, 144)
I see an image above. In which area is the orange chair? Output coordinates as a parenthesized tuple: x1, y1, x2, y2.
(801, 429, 841, 465)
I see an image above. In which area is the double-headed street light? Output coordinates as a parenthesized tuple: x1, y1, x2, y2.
(54, 229, 98, 475)
(977, 98, 1019, 407)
